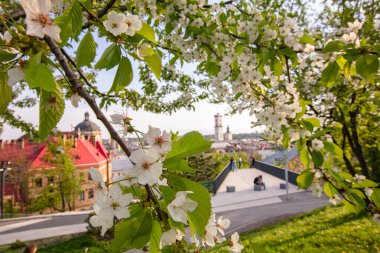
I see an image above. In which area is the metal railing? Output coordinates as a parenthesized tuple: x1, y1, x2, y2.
(254, 161, 299, 185)
(212, 162, 232, 195)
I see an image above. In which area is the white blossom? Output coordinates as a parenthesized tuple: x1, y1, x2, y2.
(348, 19, 363, 33)
(129, 149, 162, 185)
(20, 0, 61, 42)
(103, 11, 128, 36)
(1, 31, 13, 44)
(373, 214, 380, 225)
(228, 232, 244, 253)
(89, 210, 113, 236)
(70, 93, 81, 108)
(364, 187, 373, 197)
(7, 66, 25, 87)
(217, 216, 231, 235)
(311, 139, 324, 151)
(160, 229, 184, 248)
(89, 168, 106, 190)
(89, 185, 132, 236)
(354, 174, 366, 184)
(329, 194, 341, 205)
(143, 126, 172, 154)
(93, 184, 133, 220)
(167, 191, 197, 224)
(311, 183, 323, 198)
(341, 32, 357, 44)
(125, 15, 142, 36)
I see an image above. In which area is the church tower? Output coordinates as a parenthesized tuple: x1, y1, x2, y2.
(224, 125, 233, 142)
(214, 113, 223, 142)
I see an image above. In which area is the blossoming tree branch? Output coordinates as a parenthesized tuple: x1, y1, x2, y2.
(0, 0, 379, 252)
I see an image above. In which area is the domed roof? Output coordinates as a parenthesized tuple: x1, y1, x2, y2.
(74, 112, 100, 132)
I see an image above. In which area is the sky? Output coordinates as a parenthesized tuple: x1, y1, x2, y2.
(1, 35, 256, 140)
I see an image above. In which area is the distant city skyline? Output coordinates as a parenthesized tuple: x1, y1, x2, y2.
(1, 100, 261, 140)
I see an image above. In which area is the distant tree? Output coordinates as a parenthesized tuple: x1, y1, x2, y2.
(36, 137, 81, 212)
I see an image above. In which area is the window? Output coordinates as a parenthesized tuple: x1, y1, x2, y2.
(35, 178, 43, 187)
(88, 172, 92, 181)
(79, 191, 85, 201)
(48, 176, 54, 184)
(88, 189, 94, 199)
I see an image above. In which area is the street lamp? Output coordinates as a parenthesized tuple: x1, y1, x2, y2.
(0, 161, 11, 219)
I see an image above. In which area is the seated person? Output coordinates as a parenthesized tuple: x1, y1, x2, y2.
(254, 175, 266, 190)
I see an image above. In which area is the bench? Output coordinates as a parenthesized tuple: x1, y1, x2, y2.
(254, 184, 265, 191)
(226, 186, 236, 192)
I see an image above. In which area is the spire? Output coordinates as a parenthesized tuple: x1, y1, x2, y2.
(84, 112, 90, 121)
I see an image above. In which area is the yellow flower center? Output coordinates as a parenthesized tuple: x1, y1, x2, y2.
(36, 13, 52, 27)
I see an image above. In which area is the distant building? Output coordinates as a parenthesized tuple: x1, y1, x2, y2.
(214, 113, 223, 142)
(214, 114, 234, 144)
(0, 112, 111, 212)
(224, 125, 233, 142)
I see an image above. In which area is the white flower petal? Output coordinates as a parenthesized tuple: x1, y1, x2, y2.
(160, 229, 177, 248)
(43, 25, 61, 42)
(114, 207, 130, 219)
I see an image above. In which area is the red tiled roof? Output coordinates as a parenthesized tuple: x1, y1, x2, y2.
(75, 140, 108, 168)
(0, 138, 108, 169)
(0, 140, 45, 166)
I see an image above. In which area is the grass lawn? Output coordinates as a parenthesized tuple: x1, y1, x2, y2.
(208, 205, 380, 253)
(1, 205, 379, 253)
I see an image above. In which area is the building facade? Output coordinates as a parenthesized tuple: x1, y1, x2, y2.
(0, 113, 111, 212)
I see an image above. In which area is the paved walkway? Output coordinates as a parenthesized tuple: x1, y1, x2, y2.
(213, 168, 301, 212)
(0, 191, 329, 245)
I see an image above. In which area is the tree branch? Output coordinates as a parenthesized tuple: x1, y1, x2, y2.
(60, 48, 117, 98)
(44, 35, 131, 156)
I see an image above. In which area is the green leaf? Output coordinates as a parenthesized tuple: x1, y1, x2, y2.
(39, 83, 65, 140)
(55, 0, 82, 44)
(109, 56, 133, 92)
(168, 175, 211, 237)
(24, 53, 56, 91)
(299, 148, 310, 168)
(136, 23, 157, 44)
(219, 13, 227, 25)
(95, 43, 121, 70)
(150, 221, 162, 253)
(303, 118, 320, 128)
(343, 200, 363, 214)
(112, 207, 153, 252)
(297, 170, 314, 189)
(145, 52, 162, 80)
(0, 50, 18, 61)
(339, 172, 353, 182)
(0, 73, 12, 114)
(323, 141, 343, 160)
(204, 61, 220, 76)
(76, 31, 97, 68)
(164, 158, 196, 173)
(323, 182, 339, 197)
(299, 34, 316, 45)
(322, 41, 345, 53)
(356, 55, 379, 83)
(311, 150, 324, 167)
(164, 131, 212, 164)
(371, 188, 380, 207)
(321, 62, 340, 87)
(278, 48, 297, 59)
(352, 179, 379, 189)
(347, 189, 366, 208)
